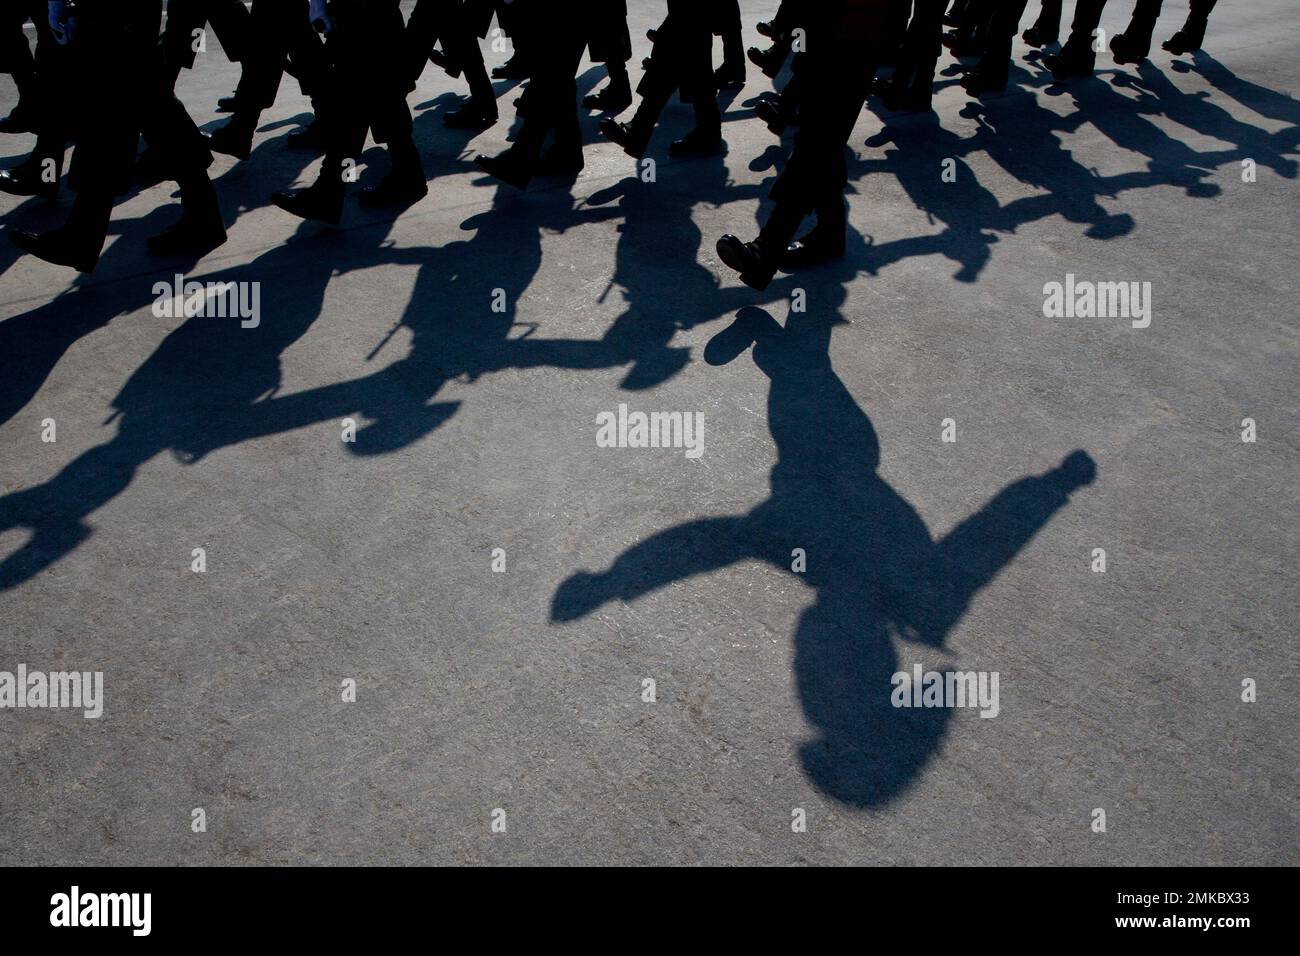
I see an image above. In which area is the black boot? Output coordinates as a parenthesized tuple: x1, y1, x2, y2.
(147, 186, 227, 258)
(473, 150, 532, 190)
(215, 92, 241, 113)
(1110, 32, 1150, 65)
(583, 68, 632, 113)
(0, 156, 61, 200)
(10, 195, 112, 273)
(962, 66, 1009, 95)
(753, 98, 789, 134)
(599, 117, 652, 159)
(1021, 26, 1056, 48)
(206, 115, 257, 160)
(1043, 49, 1094, 80)
(1163, 18, 1209, 55)
(716, 234, 778, 291)
(287, 117, 328, 151)
(747, 45, 787, 79)
(272, 173, 345, 224)
(359, 145, 427, 208)
(491, 53, 527, 80)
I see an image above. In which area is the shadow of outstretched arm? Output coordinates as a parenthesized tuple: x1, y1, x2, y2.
(551, 515, 757, 623)
(898, 450, 1098, 646)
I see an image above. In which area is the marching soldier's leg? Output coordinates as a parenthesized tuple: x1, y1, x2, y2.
(273, 0, 423, 220)
(9, 0, 220, 272)
(582, 0, 633, 114)
(474, 18, 585, 189)
(879, 0, 945, 112)
(0, 2, 71, 198)
(0, 1, 38, 133)
(140, 84, 227, 258)
(207, 0, 302, 160)
(441, 0, 498, 129)
(1111, 0, 1164, 63)
(713, 0, 746, 88)
(599, 2, 721, 160)
(206, 0, 253, 64)
(1044, 0, 1110, 78)
(1162, 0, 1217, 55)
(1022, 0, 1063, 46)
(490, 0, 528, 80)
(963, 0, 1032, 94)
(716, 6, 895, 290)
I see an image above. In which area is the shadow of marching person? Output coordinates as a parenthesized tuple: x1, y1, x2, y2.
(0, 217, 393, 591)
(551, 269, 1096, 805)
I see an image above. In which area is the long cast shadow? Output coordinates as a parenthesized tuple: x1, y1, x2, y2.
(551, 267, 1096, 806)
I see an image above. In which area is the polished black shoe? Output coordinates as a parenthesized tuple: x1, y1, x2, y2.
(716, 234, 775, 291)
(780, 230, 844, 271)
(535, 145, 584, 177)
(1021, 27, 1057, 48)
(714, 62, 746, 88)
(598, 118, 649, 159)
(941, 30, 982, 56)
(0, 162, 59, 200)
(582, 82, 632, 114)
(961, 68, 1009, 96)
(428, 47, 461, 77)
(359, 172, 428, 208)
(753, 99, 789, 135)
(1109, 33, 1150, 65)
(271, 181, 344, 224)
(286, 120, 328, 151)
(474, 152, 531, 190)
(206, 121, 254, 161)
(10, 228, 101, 273)
(646, 28, 658, 43)
(1043, 52, 1093, 80)
(146, 211, 228, 257)
(443, 103, 498, 129)
(215, 93, 240, 113)
(0, 105, 37, 135)
(755, 20, 778, 40)
(748, 45, 785, 79)
(491, 54, 527, 80)
(1162, 26, 1206, 56)
(668, 128, 722, 158)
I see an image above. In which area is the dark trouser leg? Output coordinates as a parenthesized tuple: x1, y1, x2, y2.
(717, 0, 744, 72)
(443, 9, 497, 116)
(1032, 0, 1063, 41)
(1168, 0, 1216, 49)
(207, 0, 254, 63)
(1060, 0, 1108, 69)
(1116, 0, 1163, 58)
(970, 0, 1031, 86)
(895, 0, 945, 94)
(404, 0, 444, 84)
(759, 58, 874, 259)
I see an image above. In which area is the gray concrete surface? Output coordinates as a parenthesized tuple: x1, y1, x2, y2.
(0, 1, 1296, 865)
